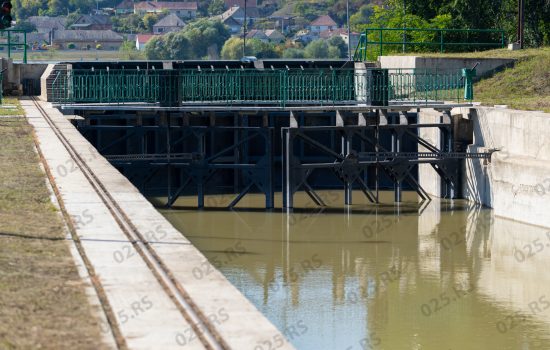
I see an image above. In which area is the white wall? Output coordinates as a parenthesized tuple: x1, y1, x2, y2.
(420, 106, 550, 228)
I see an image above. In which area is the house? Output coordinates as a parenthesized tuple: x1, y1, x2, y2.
(28, 16, 66, 34)
(264, 29, 285, 43)
(217, 14, 241, 34)
(309, 15, 338, 33)
(339, 31, 360, 50)
(224, 0, 257, 8)
(217, 6, 260, 25)
(52, 30, 124, 50)
(292, 29, 318, 44)
(245, 29, 268, 42)
(153, 14, 185, 34)
(70, 15, 113, 30)
(15, 32, 50, 47)
(136, 34, 157, 50)
(134, 1, 198, 18)
(115, 0, 134, 14)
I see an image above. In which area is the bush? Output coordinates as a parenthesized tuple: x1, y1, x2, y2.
(67, 43, 76, 49)
(96, 44, 102, 50)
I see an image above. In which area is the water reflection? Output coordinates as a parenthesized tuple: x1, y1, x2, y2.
(156, 191, 550, 350)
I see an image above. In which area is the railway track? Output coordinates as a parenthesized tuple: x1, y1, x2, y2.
(31, 97, 229, 350)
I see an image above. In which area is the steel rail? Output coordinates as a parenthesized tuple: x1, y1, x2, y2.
(31, 97, 229, 350)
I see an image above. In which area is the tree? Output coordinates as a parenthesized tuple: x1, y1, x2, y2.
(350, 4, 374, 30)
(221, 37, 243, 59)
(247, 39, 280, 59)
(180, 19, 230, 59)
(144, 32, 190, 60)
(304, 40, 330, 58)
(208, 0, 225, 16)
(144, 36, 169, 59)
(142, 13, 160, 32)
(119, 40, 143, 60)
(283, 48, 305, 59)
(327, 36, 347, 58)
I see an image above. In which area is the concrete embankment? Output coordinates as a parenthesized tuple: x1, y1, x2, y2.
(23, 98, 294, 350)
(379, 56, 515, 77)
(420, 106, 550, 228)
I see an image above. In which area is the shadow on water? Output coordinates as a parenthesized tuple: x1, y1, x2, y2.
(154, 190, 550, 350)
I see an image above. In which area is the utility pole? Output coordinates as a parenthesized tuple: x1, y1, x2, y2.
(242, 0, 247, 57)
(346, 0, 351, 60)
(517, 0, 525, 49)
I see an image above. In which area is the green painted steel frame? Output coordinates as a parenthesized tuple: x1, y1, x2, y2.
(354, 27, 506, 61)
(52, 67, 472, 106)
(0, 29, 28, 63)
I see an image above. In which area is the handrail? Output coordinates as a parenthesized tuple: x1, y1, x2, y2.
(51, 67, 475, 106)
(0, 29, 28, 64)
(354, 27, 506, 61)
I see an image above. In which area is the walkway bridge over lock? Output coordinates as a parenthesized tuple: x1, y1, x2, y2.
(44, 59, 491, 209)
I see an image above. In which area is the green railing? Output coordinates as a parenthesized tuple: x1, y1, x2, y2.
(0, 29, 28, 64)
(51, 67, 475, 106)
(354, 27, 506, 61)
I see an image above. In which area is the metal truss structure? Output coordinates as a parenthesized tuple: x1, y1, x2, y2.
(73, 106, 491, 209)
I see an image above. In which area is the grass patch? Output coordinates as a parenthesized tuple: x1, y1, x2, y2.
(0, 97, 25, 116)
(474, 48, 550, 112)
(400, 47, 550, 111)
(0, 49, 145, 62)
(0, 107, 109, 349)
(401, 46, 550, 60)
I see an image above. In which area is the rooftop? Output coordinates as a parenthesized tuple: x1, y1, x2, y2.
(153, 14, 186, 27)
(311, 15, 337, 27)
(134, 1, 198, 11)
(53, 30, 124, 41)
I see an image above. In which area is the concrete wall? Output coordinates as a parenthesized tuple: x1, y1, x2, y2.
(464, 107, 550, 228)
(1, 59, 48, 95)
(418, 109, 442, 197)
(379, 56, 515, 79)
(420, 106, 550, 229)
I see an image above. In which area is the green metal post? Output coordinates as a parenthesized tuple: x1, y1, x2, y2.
(379, 29, 383, 57)
(462, 68, 476, 100)
(23, 32, 27, 64)
(7, 30, 10, 59)
(501, 30, 505, 48)
(440, 30, 444, 53)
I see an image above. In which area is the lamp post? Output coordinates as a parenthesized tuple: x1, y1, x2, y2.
(346, 0, 351, 60)
(242, 0, 247, 57)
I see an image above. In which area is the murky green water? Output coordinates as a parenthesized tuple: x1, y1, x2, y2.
(157, 191, 550, 350)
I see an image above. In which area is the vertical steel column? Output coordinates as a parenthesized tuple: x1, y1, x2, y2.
(358, 112, 367, 193)
(197, 130, 205, 208)
(344, 132, 353, 205)
(440, 110, 454, 199)
(164, 113, 172, 203)
(265, 126, 274, 209)
(337, 111, 352, 205)
(283, 112, 298, 209)
(233, 113, 239, 193)
(282, 129, 294, 209)
(395, 111, 408, 203)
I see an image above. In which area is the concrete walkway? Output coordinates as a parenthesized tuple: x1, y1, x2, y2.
(23, 98, 295, 350)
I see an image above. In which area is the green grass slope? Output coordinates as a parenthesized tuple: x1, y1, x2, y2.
(474, 47, 550, 112)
